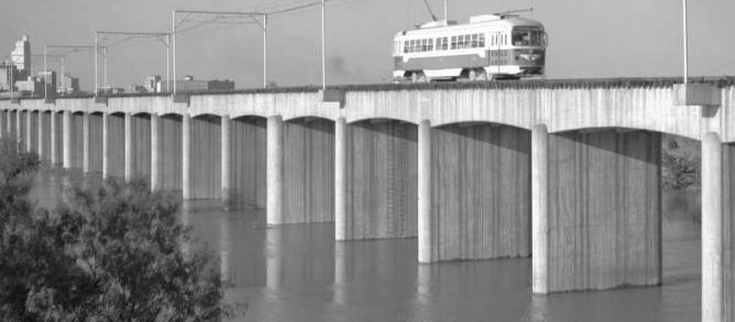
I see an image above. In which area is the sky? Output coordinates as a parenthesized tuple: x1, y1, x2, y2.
(2, 0, 735, 90)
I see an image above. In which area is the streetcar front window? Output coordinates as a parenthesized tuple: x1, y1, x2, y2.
(512, 28, 545, 47)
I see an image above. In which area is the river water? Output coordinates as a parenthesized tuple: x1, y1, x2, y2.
(29, 171, 701, 322)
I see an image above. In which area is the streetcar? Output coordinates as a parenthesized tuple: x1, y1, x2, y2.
(392, 13, 548, 82)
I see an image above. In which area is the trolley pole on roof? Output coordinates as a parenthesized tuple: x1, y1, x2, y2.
(321, 0, 326, 90)
(682, 0, 688, 84)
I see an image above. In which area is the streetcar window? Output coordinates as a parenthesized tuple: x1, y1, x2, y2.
(404, 41, 409, 53)
(512, 28, 544, 46)
(428, 38, 434, 51)
(451, 36, 457, 49)
(471, 34, 478, 48)
(479, 34, 485, 47)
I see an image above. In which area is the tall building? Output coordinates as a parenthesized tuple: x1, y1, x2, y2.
(0, 60, 22, 92)
(11, 34, 31, 79)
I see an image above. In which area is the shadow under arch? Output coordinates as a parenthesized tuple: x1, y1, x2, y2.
(342, 117, 418, 240)
(228, 115, 268, 209)
(428, 120, 532, 262)
(282, 115, 335, 224)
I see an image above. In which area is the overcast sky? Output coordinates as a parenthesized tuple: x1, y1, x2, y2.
(2, 0, 735, 90)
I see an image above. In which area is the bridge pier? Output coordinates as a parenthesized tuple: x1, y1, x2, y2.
(532, 126, 662, 293)
(182, 113, 191, 199)
(342, 119, 417, 240)
(221, 115, 231, 201)
(27, 111, 37, 154)
(150, 113, 160, 191)
(282, 118, 334, 224)
(37, 111, 44, 159)
(17, 110, 25, 149)
(229, 116, 267, 208)
(335, 117, 347, 240)
(419, 122, 531, 263)
(267, 115, 283, 225)
(50, 112, 61, 166)
(702, 133, 734, 322)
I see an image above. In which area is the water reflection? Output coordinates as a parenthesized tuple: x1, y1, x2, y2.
(29, 172, 702, 322)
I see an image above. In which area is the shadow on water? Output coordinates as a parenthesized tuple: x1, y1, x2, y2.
(29, 171, 702, 322)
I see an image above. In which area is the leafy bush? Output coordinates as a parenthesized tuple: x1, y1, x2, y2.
(0, 138, 244, 321)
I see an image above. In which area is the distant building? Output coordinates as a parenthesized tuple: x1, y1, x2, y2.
(144, 75, 161, 93)
(155, 75, 235, 93)
(58, 73, 80, 95)
(37, 70, 56, 96)
(15, 76, 44, 96)
(11, 34, 31, 80)
(129, 84, 147, 94)
(0, 60, 23, 92)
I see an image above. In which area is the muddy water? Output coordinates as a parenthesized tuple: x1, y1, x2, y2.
(29, 172, 701, 322)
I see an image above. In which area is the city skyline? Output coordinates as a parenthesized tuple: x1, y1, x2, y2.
(2, 0, 735, 90)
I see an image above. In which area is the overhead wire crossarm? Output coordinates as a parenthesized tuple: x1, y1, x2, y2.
(172, 10, 269, 92)
(95, 31, 171, 95)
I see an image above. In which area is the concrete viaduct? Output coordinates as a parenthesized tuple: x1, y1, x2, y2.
(1, 78, 733, 321)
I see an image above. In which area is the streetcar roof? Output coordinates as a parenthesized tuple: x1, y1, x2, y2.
(395, 16, 544, 39)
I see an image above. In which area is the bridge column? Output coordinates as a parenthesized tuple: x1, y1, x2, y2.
(150, 113, 160, 191)
(267, 115, 284, 225)
(124, 113, 132, 181)
(182, 113, 191, 200)
(37, 111, 43, 159)
(25, 110, 32, 152)
(335, 117, 347, 240)
(418, 120, 431, 263)
(702, 132, 724, 322)
(221, 114, 230, 201)
(50, 112, 57, 165)
(532, 127, 661, 294)
(83, 113, 90, 173)
(532, 124, 549, 293)
(62, 111, 72, 170)
(102, 113, 109, 178)
(16, 110, 22, 145)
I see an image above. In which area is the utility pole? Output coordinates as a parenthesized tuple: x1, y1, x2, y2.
(444, 0, 448, 20)
(682, 0, 688, 84)
(321, 0, 326, 89)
